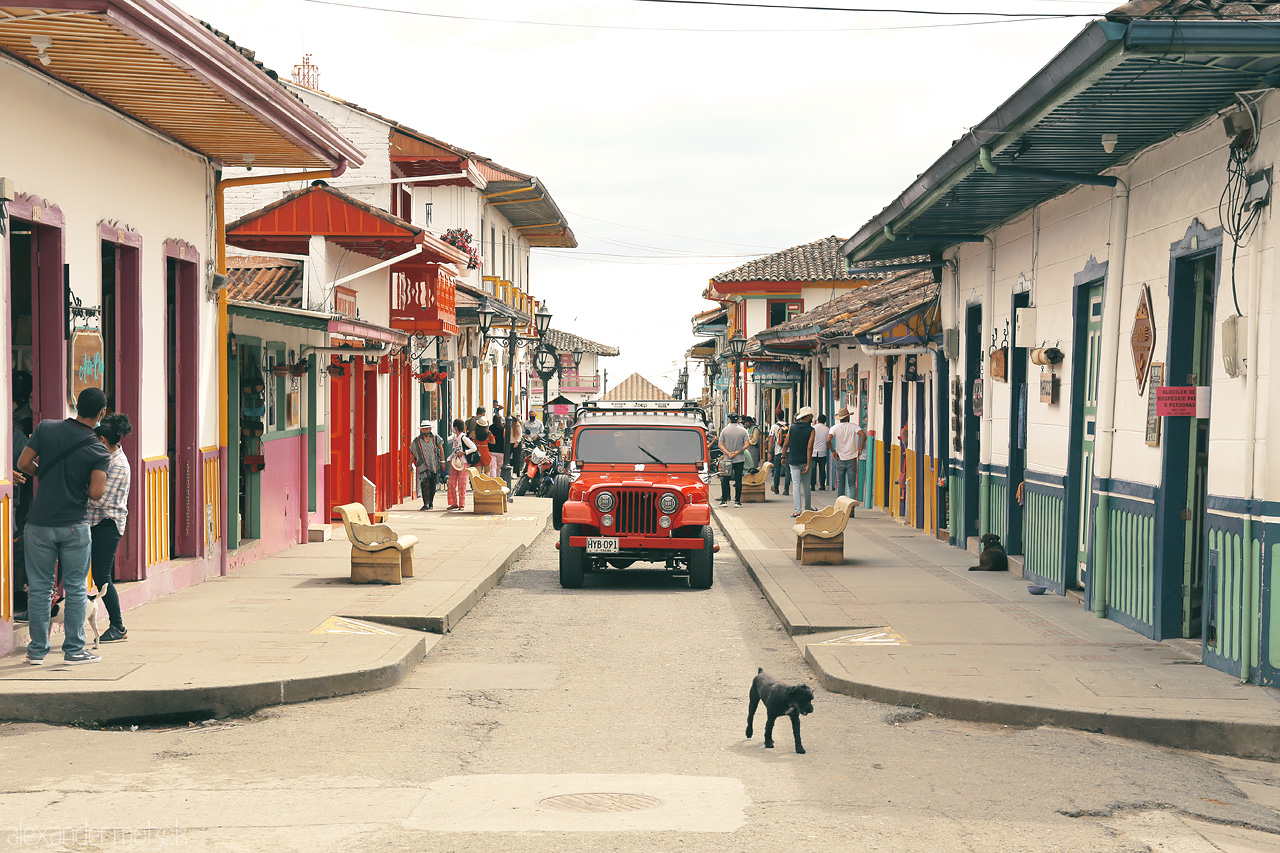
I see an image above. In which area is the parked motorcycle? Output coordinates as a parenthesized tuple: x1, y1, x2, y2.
(514, 437, 555, 497)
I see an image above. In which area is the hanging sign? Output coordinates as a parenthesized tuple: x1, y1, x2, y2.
(1131, 284, 1156, 395)
(68, 329, 105, 405)
(752, 363, 803, 384)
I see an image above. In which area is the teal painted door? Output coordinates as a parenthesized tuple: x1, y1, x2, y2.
(1073, 285, 1104, 590)
(1183, 257, 1215, 640)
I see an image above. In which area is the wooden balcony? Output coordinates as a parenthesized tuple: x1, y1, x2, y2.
(389, 264, 458, 336)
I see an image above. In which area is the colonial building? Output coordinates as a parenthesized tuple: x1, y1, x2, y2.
(0, 0, 360, 653)
(841, 1, 1280, 685)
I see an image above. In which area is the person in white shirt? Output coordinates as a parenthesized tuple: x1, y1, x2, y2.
(810, 414, 831, 491)
(828, 406, 867, 500)
(768, 414, 790, 495)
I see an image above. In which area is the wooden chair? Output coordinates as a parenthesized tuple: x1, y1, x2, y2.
(741, 461, 773, 503)
(467, 466, 510, 514)
(792, 496, 856, 565)
(335, 503, 418, 584)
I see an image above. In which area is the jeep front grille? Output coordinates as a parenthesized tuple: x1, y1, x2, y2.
(615, 489, 658, 535)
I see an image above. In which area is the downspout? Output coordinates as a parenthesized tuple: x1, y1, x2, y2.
(215, 162, 347, 576)
(1091, 177, 1130, 618)
(1240, 210, 1266, 681)
(980, 235, 995, 541)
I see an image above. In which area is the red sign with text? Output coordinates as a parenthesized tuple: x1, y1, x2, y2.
(1155, 386, 1208, 417)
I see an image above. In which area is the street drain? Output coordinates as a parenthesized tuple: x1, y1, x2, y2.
(539, 793, 662, 813)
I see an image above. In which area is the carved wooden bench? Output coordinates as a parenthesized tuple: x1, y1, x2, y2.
(741, 461, 773, 503)
(792, 496, 856, 565)
(467, 466, 510, 514)
(336, 503, 418, 584)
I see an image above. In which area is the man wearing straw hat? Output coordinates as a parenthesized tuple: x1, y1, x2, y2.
(410, 420, 444, 511)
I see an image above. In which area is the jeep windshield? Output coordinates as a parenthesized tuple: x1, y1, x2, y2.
(575, 427, 705, 465)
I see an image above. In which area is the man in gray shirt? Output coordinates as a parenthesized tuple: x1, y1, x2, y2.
(15, 387, 112, 665)
(717, 412, 749, 507)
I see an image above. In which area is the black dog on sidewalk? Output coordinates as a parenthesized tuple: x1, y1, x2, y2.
(746, 668, 814, 754)
(968, 533, 1008, 572)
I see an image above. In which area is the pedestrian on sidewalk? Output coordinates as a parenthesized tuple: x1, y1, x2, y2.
(717, 413, 749, 507)
(525, 412, 542, 442)
(743, 415, 762, 472)
(828, 406, 865, 501)
(810, 414, 830, 491)
(783, 406, 816, 517)
(508, 413, 524, 474)
(410, 420, 444, 510)
(87, 412, 133, 643)
(490, 405, 505, 478)
(15, 387, 113, 666)
(465, 406, 485, 442)
(769, 414, 790, 495)
(446, 419, 477, 510)
(474, 416, 493, 474)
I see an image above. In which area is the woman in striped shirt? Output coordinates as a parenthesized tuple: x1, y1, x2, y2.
(86, 413, 132, 643)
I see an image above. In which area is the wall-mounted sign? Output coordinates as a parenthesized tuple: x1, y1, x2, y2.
(752, 363, 803, 384)
(989, 346, 1008, 383)
(1039, 368, 1059, 404)
(1145, 362, 1164, 446)
(69, 329, 105, 405)
(972, 378, 984, 417)
(1131, 283, 1156, 395)
(1156, 385, 1210, 418)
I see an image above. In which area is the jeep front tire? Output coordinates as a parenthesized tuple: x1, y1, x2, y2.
(559, 524, 585, 588)
(688, 525, 714, 589)
(551, 474, 571, 530)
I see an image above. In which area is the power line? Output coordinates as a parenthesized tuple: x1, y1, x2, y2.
(299, 0, 1085, 32)
(626, 0, 1096, 16)
(567, 210, 783, 250)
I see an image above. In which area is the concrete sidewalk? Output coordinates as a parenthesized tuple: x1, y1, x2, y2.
(0, 494, 550, 725)
(713, 494, 1280, 760)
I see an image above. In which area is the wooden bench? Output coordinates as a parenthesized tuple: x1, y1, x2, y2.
(741, 461, 773, 503)
(792, 496, 856, 565)
(467, 466, 509, 514)
(335, 503, 418, 584)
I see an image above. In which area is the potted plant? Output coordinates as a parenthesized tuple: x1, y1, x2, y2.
(441, 228, 482, 270)
(289, 361, 308, 377)
(271, 363, 290, 378)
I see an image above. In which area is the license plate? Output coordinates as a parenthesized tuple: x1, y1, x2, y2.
(586, 537, 619, 554)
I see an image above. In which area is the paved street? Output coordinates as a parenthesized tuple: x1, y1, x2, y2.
(2, 517, 1280, 852)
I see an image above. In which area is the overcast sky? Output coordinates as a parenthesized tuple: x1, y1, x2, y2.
(179, 0, 1116, 392)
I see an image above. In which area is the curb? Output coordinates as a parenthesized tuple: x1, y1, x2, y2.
(343, 513, 549, 634)
(805, 645, 1280, 761)
(0, 634, 427, 726)
(712, 505, 815, 636)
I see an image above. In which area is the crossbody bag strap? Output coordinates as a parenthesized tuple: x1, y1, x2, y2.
(36, 433, 99, 479)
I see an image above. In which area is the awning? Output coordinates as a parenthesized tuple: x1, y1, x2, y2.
(228, 300, 330, 331)
(687, 338, 717, 359)
(226, 183, 470, 266)
(0, 2, 362, 170)
(844, 19, 1280, 263)
(329, 317, 408, 346)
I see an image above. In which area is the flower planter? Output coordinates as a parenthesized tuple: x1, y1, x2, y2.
(325, 364, 345, 378)
(271, 365, 290, 378)
(289, 362, 308, 377)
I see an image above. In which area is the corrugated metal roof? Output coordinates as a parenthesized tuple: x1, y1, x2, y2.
(599, 373, 673, 402)
(844, 18, 1280, 263)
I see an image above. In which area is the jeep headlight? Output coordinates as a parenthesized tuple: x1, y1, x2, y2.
(658, 493, 679, 514)
(595, 491, 615, 512)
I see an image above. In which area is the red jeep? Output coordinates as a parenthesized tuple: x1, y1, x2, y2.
(553, 401, 715, 589)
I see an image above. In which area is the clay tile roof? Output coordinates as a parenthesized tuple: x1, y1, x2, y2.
(599, 373, 673, 402)
(711, 236, 922, 285)
(543, 328, 620, 357)
(225, 256, 304, 308)
(1106, 0, 1280, 20)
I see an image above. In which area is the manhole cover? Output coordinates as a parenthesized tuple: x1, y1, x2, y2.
(539, 793, 662, 813)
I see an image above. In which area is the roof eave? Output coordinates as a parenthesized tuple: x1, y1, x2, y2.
(104, 0, 365, 168)
(842, 19, 1125, 263)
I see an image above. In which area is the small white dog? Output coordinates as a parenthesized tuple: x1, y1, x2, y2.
(85, 584, 101, 649)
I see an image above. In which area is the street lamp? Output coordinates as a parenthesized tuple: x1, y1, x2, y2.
(726, 330, 747, 419)
(480, 300, 550, 486)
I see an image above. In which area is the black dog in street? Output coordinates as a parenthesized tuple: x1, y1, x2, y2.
(968, 532, 1009, 572)
(746, 668, 814, 754)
